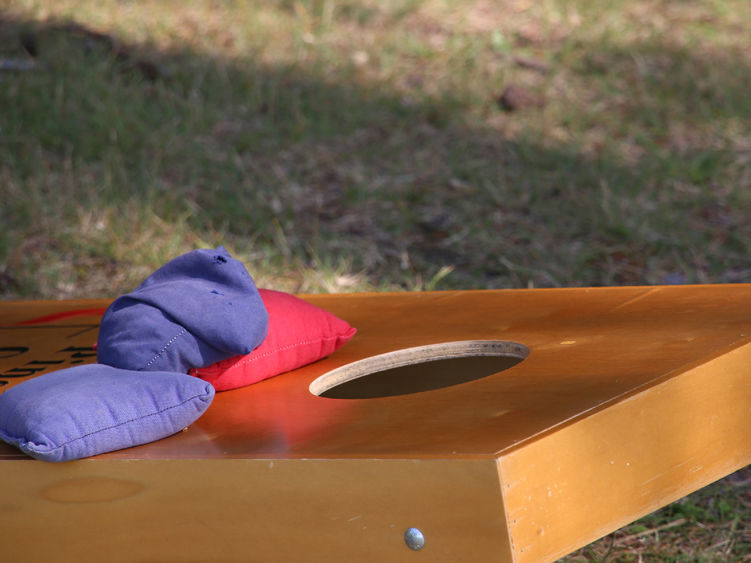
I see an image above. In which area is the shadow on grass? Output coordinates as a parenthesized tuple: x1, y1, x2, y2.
(0, 8, 749, 297)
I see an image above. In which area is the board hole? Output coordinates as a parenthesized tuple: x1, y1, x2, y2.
(310, 340, 528, 399)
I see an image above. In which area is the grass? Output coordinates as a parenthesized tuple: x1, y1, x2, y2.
(560, 466, 751, 562)
(1, 0, 750, 559)
(2, 0, 750, 296)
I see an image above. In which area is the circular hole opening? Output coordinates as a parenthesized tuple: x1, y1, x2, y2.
(310, 340, 528, 399)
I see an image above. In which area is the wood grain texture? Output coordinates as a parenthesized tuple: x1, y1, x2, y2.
(1, 285, 751, 561)
(499, 340, 751, 562)
(0, 458, 509, 562)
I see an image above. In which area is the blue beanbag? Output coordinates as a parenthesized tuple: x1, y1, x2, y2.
(97, 246, 269, 373)
(0, 364, 215, 462)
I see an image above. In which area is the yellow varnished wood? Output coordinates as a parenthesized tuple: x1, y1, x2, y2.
(1, 285, 751, 561)
(0, 458, 509, 562)
(500, 340, 751, 562)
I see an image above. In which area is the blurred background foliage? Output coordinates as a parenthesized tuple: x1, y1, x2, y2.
(1, 0, 749, 299)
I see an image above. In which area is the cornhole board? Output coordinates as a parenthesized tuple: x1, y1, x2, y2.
(1, 285, 751, 562)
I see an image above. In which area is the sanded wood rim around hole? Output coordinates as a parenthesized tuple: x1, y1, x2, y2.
(309, 340, 529, 399)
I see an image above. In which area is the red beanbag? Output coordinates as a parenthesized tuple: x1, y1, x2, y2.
(190, 289, 356, 391)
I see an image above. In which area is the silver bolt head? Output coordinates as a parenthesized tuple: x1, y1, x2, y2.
(404, 527, 425, 551)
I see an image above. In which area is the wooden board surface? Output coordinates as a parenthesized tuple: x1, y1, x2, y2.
(1, 285, 751, 561)
(2, 285, 750, 460)
(1, 458, 509, 562)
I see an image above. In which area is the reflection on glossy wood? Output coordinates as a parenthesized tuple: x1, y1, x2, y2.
(1, 285, 751, 562)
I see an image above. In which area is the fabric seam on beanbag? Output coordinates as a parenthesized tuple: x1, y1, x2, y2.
(21, 390, 209, 456)
(140, 328, 187, 371)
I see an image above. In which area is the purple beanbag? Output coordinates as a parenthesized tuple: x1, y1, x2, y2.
(0, 364, 215, 462)
(97, 247, 269, 373)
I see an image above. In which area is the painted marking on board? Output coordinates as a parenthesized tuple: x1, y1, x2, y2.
(12, 308, 107, 326)
(0, 308, 103, 387)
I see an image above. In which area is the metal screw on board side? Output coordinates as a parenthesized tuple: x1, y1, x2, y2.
(404, 528, 425, 551)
